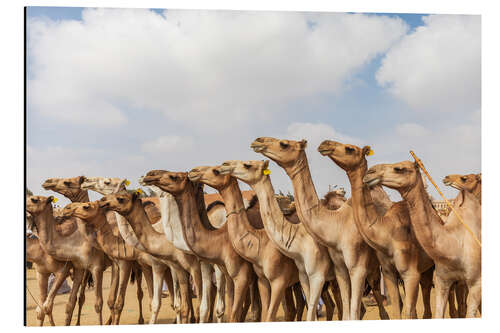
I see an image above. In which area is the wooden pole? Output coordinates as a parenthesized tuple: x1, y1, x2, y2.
(410, 150, 481, 247)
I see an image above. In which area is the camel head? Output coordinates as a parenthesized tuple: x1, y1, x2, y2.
(138, 175, 163, 196)
(81, 177, 128, 195)
(275, 195, 294, 214)
(26, 195, 55, 215)
(42, 176, 86, 198)
(188, 165, 232, 190)
(443, 173, 481, 193)
(218, 160, 270, 185)
(251, 137, 307, 168)
(363, 161, 420, 192)
(323, 188, 347, 210)
(62, 201, 100, 222)
(318, 140, 373, 171)
(99, 191, 140, 215)
(143, 170, 189, 195)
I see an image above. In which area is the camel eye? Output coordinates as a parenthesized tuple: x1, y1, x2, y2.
(31, 198, 39, 203)
(63, 181, 71, 186)
(117, 198, 125, 204)
(213, 169, 220, 176)
(345, 146, 355, 154)
(83, 205, 90, 210)
(169, 175, 178, 181)
(461, 177, 467, 182)
(280, 142, 289, 149)
(104, 180, 111, 185)
(243, 163, 252, 169)
(394, 167, 405, 173)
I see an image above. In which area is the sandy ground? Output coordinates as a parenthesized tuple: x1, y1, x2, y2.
(25, 267, 451, 326)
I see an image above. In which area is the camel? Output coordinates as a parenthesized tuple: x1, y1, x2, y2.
(43, 176, 149, 325)
(26, 232, 71, 326)
(251, 137, 388, 320)
(188, 165, 303, 322)
(98, 192, 204, 324)
(363, 161, 481, 318)
(216, 160, 337, 321)
(321, 188, 347, 210)
(60, 202, 172, 324)
(26, 195, 112, 325)
(317, 140, 435, 319)
(80, 177, 194, 324)
(142, 170, 256, 323)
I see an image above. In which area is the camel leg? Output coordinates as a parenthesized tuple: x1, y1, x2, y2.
(149, 261, 166, 324)
(293, 282, 306, 321)
(249, 279, 262, 322)
(75, 270, 89, 325)
(331, 263, 351, 320)
(382, 267, 402, 319)
(141, 265, 154, 313)
(366, 269, 389, 320)
(190, 267, 203, 323)
(266, 278, 288, 322)
(466, 280, 481, 318)
(162, 267, 175, 312)
(321, 282, 334, 320)
(257, 277, 271, 321)
(64, 268, 85, 326)
(113, 261, 132, 325)
(214, 267, 226, 323)
(282, 286, 296, 321)
(35, 271, 49, 326)
(448, 282, 458, 318)
(348, 265, 369, 320)
(434, 276, 452, 318)
(419, 268, 433, 319)
(239, 286, 251, 321)
(328, 279, 343, 320)
(199, 262, 214, 323)
(106, 262, 119, 325)
(306, 274, 326, 321)
(176, 270, 191, 323)
(225, 273, 235, 322)
(90, 266, 104, 325)
(457, 280, 468, 318)
(42, 265, 71, 326)
(401, 274, 420, 319)
(133, 265, 145, 324)
(229, 267, 253, 322)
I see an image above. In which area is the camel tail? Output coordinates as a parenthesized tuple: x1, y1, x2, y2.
(87, 271, 94, 289)
(130, 267, 142, 285)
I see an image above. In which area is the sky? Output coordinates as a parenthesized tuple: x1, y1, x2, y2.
(26, 7, 481, 205)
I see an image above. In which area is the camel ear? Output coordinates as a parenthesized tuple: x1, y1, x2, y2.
(263, 160, 270, 169)
(78, 176, 86, 184)
(47, 196, 54, 204)
(362, 146, 373, 156)
(299, 139, 307, 150)
(476, 173, 481, 183)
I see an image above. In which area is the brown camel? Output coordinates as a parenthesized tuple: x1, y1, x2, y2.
(26, 196, 112, 325)
(142, 170, 256, 323)
(26, 232, 71, 326)
(60, 202, 176, 324)
(321, 188, 347, 210)
(318, 140, 435, 319)
(251, 137, 388, 320)
(188, 165, 303, 322)
(363, 161, 481, 318)
(44, 176, 149, 325)
(217, 160, 338, 321)
(98, 192, 204, 324)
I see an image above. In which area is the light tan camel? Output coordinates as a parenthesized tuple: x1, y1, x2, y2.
(188, 165, 302, 322)
(363, 161, 481, 318)
(26, 232, 71, 326)
(321, 188, 347, 210)
(98, 192, 204, 324)
(44, 176, 148, 325)
(251, 138, 388, 320)
(26, 196, 112, 325)
(217, 160, 337, 321)
(142, 170, 256, 323)
(81, 178, 195, 324)
(318, 140, 435, 319)
(60, 202, 172, 324)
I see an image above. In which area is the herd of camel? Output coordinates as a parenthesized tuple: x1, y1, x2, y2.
(26, 137, 481, 325)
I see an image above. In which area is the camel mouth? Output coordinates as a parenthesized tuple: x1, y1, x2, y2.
(250, 142, 266, 153)
(138, 176, 147, 186)
(442, 179, 452, 186)
(363, 177, 381, 187)
(41, 182, 56, 190)
(217, 166, 233, 175)
(98, 201, 110, 209)
(142, 175, 161, 184)
(318, 148, 333, 156)
(187, 172, 202, 182)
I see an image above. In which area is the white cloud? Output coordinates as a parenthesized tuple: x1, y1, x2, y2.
(141, 135, 194, 153)
(28, 9, 408, 129)
(395, 122, 431, 138)
(376, 15, 480, 114)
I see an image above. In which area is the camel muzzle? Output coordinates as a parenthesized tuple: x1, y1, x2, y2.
(142, 175, 161, 184)
(98, 201, 110, 209)
(217, 166, 233, 175)
(250, 141, 266, 153)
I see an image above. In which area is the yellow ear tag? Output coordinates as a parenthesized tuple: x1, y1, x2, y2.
(124, 180, 130, 186)
(135, 189, 142, 195)
(263, 169, 271, 176)
(366, 146, 374, 156)
(52, 197, 58, 203)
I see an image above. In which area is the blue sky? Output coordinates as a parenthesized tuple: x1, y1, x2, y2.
(26, 7, 480, 204)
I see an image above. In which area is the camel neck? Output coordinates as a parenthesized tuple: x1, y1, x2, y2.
(219, 178, 261, 262)
(34, 205, 58, 251)
(93, 211, 136, 260)
(125, 199, 165, 253)
(399, 175, 448, 260)
(473, 186, 482, 204)
(26, 237, 44, 263)
(173, 182, 224, 261)
(252, 177, 300, 252)
(67, 190, 90, 203)
(346, 161, 386, 250)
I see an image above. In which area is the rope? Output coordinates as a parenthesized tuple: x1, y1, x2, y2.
(410, 150, 481, 247)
